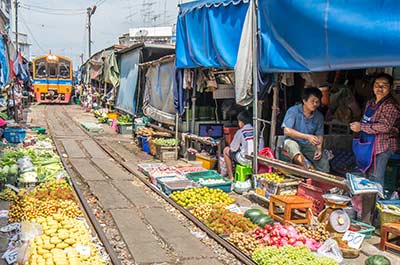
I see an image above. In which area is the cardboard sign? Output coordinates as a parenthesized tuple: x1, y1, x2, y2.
(342, 230, 365, 250)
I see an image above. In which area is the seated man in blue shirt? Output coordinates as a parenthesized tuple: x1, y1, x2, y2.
(281, 87, 330, 172)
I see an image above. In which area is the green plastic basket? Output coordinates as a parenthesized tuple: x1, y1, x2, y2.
(186, 170, 232, 192)
(350, 220, 375, 239)
(31, 127, 46, 134)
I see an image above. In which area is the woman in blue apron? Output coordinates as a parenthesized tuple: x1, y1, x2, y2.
(350, 73, 400, 224)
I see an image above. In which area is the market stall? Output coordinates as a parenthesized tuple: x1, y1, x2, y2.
(149, 0, 400, 263)
(174, 0, 253, 170)
(0, 132, 110, 264)
(80, 45, 124, 114)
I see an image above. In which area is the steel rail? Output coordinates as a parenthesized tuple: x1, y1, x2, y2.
(59, 107, 257, 265)
(44, 111, 122, 265)
(95, 140, 258, 265)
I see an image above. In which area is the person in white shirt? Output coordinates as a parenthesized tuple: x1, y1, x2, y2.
(223, 110, 254, 180)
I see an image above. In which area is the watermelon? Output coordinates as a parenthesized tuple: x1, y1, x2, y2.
(244, 209, 264, 221)
(365, 255, 391, 265)
(253, 214, 274, 227)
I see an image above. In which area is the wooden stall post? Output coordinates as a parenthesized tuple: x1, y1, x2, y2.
(269, 85, 279, 149)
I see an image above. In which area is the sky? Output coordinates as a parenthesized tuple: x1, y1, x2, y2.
(18, 0, 185, 68)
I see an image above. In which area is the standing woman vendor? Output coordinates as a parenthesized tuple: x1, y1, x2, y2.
(350, 73, 400, 224)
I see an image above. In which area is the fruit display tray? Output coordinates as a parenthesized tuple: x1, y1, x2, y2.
(164, 180, 200, 195)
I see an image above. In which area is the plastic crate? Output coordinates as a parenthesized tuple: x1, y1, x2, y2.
(31, 127, 46, 134)
(156, 176, 188, 192)
(186, 170, 232, 192)
(297, 179, 336, 215)
(195, 154, 217, 169)
(376, 200, 400, 227)
(4, 128, 26, 143)
(155, 144, 178, 162)
(118, 124, 133, 134)
(164, 180, 200, 196)
(255, 175, 300, 199)
(349, 220, 375, 239)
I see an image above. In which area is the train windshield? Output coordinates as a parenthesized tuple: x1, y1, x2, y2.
(58, 59, 71, 79)
(35, 58, 47, 78)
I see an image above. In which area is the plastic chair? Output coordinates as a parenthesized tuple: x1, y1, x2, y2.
(235, 164, 252, 182)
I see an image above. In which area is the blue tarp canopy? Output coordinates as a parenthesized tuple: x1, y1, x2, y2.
(176, 0, 249, 68)
(258, 0, 400, 73)
(115, 48, 140, 115)
(0, 39, 9, 87)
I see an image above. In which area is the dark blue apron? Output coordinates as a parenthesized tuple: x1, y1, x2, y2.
(352, 98, 387, 173)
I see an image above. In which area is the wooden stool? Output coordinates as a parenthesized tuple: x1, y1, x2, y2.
(380, 222, 400, 252)
(269, 195, 313, 225)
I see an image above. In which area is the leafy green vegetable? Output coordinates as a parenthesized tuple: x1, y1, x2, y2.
(153, 138, 179, 147)
(117, 114, 133, 125)
(0, 112, 8, 120)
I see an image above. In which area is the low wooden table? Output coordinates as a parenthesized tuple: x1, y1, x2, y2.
(269, 195, 313, 225)
(380, 222, 400, 252)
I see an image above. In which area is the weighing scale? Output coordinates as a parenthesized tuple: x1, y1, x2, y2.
(318, 194, 352, 234)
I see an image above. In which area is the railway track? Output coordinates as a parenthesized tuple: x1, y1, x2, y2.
(43, 108, 122, 265)
(44, 105, 257, 265)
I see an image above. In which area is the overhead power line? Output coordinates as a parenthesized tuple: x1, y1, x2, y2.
(19, 3, 84, 11)
(20, 5, 86, 16)
(19, 15, 46, 54)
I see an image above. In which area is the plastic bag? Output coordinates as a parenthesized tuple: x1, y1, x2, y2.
(234, 179, 252, 194)
(317, 238, 343, 263)
(20, 222, 42, 242)
(17, 157, 34, 173)
(17, 222, 42, 265)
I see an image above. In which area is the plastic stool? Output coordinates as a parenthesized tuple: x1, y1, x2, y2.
(235, 164, 252, 182)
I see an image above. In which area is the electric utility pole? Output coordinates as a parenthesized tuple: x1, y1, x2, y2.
(87, 5, 96, 58)
(14, 0, 18, 51)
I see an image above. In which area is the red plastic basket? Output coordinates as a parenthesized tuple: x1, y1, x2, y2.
(297, 179, 336, 215)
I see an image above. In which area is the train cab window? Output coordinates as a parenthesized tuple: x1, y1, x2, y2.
(35, 61, 47, 78)
(58, 63, 70, 79)
(48, 63, 57, 78)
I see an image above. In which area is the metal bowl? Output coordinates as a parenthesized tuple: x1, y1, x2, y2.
(322, 194, 351, 205)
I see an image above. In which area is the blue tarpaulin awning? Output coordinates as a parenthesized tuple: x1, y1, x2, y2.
(258, 0, 400, 73)
(176, 0, 249, 68)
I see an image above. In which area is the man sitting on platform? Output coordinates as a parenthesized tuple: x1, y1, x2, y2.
(224, 110, 254, 180)
(282, 87, 330, 172)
